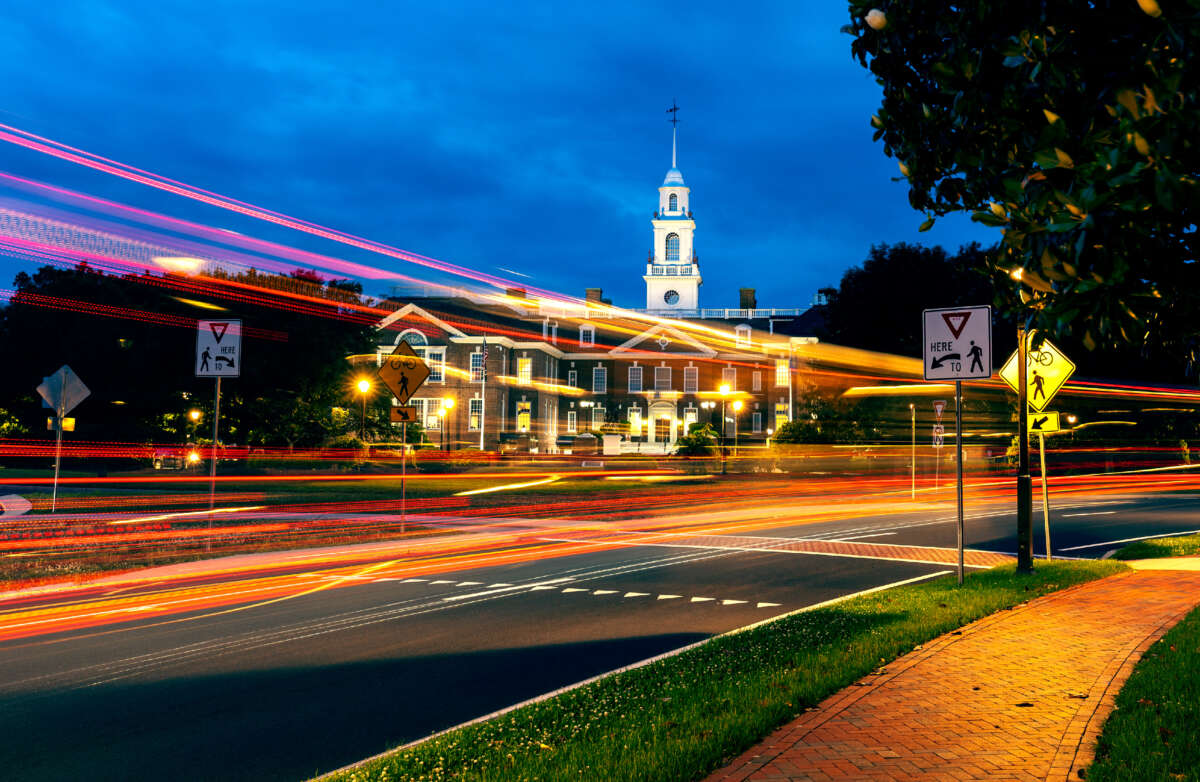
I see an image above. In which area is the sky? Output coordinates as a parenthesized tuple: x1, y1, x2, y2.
(0, 1, 997, 311)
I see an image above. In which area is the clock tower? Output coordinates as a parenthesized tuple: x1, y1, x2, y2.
(644, 113, 702, 312)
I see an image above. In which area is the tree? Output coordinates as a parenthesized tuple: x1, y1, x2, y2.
(846, 1, 1200, 367)
(819, 243, 1007, 355)
(674, 422, 717, 455)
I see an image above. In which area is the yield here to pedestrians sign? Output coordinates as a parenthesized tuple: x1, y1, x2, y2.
(922, 305, 992, 381)
(196, 320, 242, 378)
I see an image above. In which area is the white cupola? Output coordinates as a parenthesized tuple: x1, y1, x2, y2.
(644, 113, 701, 312)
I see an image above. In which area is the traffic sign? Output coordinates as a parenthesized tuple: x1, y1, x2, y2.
(390, 406, 420, 423)
(933, 424, 945, 447)
(37, 365, 90, 415)
(196, 320, 242, 377)
(922, 305, 992, 381)
(1028, 411, 1061, 434)
(46, 417, 76, 432)
(378, 341, 430, 405)
(999, 335, 1076, 412)
(933, 400, 946, 422)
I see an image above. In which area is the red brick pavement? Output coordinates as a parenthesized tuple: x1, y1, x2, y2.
(707, 569, 1200, 782)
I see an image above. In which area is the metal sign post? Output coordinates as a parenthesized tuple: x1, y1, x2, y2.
(1038, 431, 1052, 561)
(36, 365, 90, 513)
(922, 305, 992, 586)
(196, 320, 241, 552)
(378, 341, 430, 534)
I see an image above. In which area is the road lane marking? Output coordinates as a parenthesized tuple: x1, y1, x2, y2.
(441, 578, 574, 602)
(1061, 527, 1200, 551)
(593, 590, 617, 595)
(1061, 511, 1117, 517)
(721, 599, 746, 606)
(623, 592, 649, 598)
(561, 588, 588, 593)
(757, 602, 780, 608)
(657, 594, 681, 600)
(690, 597, 714, 603)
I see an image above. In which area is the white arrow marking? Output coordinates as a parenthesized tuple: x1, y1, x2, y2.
(721, 599, 747, 606)
(690, 597, 715, 603)
(657, 594, 682, 600)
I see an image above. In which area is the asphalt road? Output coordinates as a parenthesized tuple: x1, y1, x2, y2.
(1, 482, 1196, 781)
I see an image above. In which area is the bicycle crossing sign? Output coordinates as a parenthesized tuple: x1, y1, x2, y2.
(999, 335, 1076, 412)
(922, 305, 992, 381)
(378, 340, 430, 405)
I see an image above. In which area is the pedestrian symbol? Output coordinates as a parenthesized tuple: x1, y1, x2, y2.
(196, 320, 242, 378)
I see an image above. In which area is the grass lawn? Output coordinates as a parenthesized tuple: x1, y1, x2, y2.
(325, 561, 1124, 782)
(1086, 605, 1200, 782)
(1112, 532, 1200, 560)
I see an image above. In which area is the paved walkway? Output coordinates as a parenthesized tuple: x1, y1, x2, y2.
(708, 559, 1200, 782)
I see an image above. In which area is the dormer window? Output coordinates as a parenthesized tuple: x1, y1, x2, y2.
(669, 193, 678, 211)
(580, 324, 595, 347)
(735, 324, 752, 347)
(665, 233, 680, 261)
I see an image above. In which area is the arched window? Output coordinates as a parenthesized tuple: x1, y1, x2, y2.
(735, 324, 752, 347)
(396, 329, 428, 346)
(668, 193, 678, 211)
(665, 233, 680, 261)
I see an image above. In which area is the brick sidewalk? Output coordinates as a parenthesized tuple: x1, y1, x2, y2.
(708, 567, 1200, 782)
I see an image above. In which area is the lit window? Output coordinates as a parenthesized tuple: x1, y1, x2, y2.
(397, 329, 427, 346)
(567, 410, 577, 434)
(516, 401, 531, 432)
(735, 324, 752, 347)
(683, 406, 698, 428)
(628, 366, 642, 392)
(471, 352, 484, 383)
(669, 193, 678, 211)
(424, 348, 445, 383)
(775, 359, 789, 387)
(654, 366, 671, 391)
(722, 367, 736, 389)
(580, 325, 595, 347)
(628, 406, 643, 433)
(593, 366, 607, 393)
(752, 371, 762, 392)
(517, 357, 532, 385)
(665, 233, 680, 261)
(591, 406, 606, 430)
(684, 366, 698, 393)
(469, 398, 483, 431)
(775, 401, 790, 431)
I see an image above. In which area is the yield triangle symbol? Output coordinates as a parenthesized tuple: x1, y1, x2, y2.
(941, 312, 971, 339)
(210, 322, 229, 343)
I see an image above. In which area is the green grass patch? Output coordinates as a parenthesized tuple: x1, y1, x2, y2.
(1113, 533, 1200, 561)
(325, 561, 1125, 782)
(1086, 604, 1200, 782)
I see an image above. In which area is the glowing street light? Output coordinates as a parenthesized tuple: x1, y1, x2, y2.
(355, 377, 372, 440)
(441, 397, 455, 450)
(188, 409, 201, 422)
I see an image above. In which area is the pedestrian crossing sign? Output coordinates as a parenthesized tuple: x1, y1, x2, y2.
(999, 335, 1076, 412)
(378, 340, 430, 405)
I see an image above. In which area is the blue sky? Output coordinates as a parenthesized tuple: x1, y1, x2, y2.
(0, 1, 996, 309)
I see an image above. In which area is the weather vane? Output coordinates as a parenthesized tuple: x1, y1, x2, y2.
(667, 100, 680, 128)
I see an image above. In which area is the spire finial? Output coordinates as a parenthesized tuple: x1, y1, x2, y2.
(666, 100, 679, 168)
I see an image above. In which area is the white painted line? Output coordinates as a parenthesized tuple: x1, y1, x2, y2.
(561, 588, 588, 593)
(314, 569, 956, 781)
(429, 580, 456, 585)
(831, 532, 898, 541)
(373, 578, 400, 582)
(623, 592, 649, 598)
(1061, 528, 1200, 551)
(441, 577, 574, 602)
(721, 599, 747, 606)
(529, 586, 559, 591)
(455, 581, 484, 586)
(592, 589, 618, 595)
(690, 597, 714, 603)
(401, 578, 427, 583)
(657, 594, 682, 600)
(1061, 511, 1118, 517)
(488, 583, 513, 588)
(756, 602, 781, 609)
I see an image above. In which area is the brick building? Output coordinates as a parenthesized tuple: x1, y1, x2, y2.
(374, 128, 821, 453)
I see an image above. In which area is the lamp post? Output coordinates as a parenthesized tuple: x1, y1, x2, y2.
(910, 402, 916, 500)
(356, 378, 371, 440)
(442, 397, 455, 451)
(719, 384, 731, 474)
(732, 399, 743, 460)
(437, 407, 447, 449)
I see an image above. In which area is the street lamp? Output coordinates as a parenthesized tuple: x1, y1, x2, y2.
(732, 399, 743, 459)
(442, 397, 455, 451)
(355, 378, 371, 440)
(437, 407, 447, 449)
(719, 384, 731, 474)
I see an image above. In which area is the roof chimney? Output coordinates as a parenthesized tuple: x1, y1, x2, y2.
(585, 287, 604, 302)
(739, 288, 757, 309)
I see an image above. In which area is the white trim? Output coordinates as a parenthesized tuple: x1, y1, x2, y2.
(376, 303, 467, 337)
(609, 322, 717, 357)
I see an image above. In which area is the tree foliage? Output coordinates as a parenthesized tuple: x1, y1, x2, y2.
(0, 264, 378, 451)
(846, 0, 1200, 366)
(674, 422, 717, 456)
(819, 242, 1008, 356)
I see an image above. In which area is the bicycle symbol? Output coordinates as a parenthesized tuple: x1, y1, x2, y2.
(1026, 350, 1053, 367)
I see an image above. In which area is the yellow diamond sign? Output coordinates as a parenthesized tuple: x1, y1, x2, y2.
(999, 336, 1076, 412)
